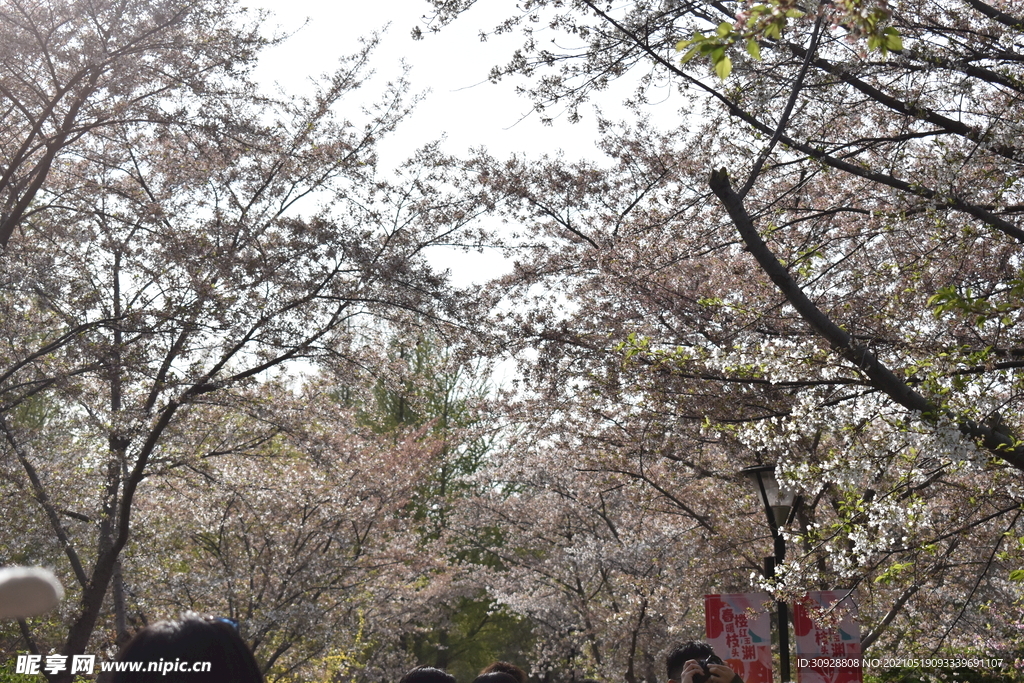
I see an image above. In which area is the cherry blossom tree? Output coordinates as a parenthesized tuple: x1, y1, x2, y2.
(417, 0, 1024, 665)
(0, 0, 264, 249)
(0, 3, 482, 679)
(122, 380, 450, 681)
(448, 428, 762, 683)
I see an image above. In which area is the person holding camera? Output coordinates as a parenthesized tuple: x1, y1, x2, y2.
(666, 641, 743, 683)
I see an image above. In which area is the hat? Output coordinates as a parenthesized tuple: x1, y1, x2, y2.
(0, 567, 64, 619)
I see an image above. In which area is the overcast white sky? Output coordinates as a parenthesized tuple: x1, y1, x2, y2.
(247, 1, 686, 290)
(247, 0, 615, 286)
(250, 0, 609, 166)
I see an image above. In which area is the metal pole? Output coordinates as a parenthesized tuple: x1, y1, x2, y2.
(744, 465, 794, 683)
(774, 533, 790, 683)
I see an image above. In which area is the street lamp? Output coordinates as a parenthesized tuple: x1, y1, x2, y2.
(740, 464, 799, 683)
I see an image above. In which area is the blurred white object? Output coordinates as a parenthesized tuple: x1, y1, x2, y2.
(0, 567, 64, 619)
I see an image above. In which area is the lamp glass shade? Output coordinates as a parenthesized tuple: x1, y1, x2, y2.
(740, 464, 797, 528)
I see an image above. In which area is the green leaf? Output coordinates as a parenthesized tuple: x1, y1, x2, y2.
(1010, 569, 1024, 582)
(714, 55, 733, 79)
(679, 44, 701, 63)
(883, 27, 903, 51)
(874, 561, 913, 585)
(746, 38, 761, 60)
(717, 21, 732, 37)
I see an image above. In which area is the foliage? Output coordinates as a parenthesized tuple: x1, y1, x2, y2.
(404, 596, 534, 683)
(354, 334, 535, 679)
(0, 0, 265, 248)
(8, 0, 1024, 679)
(0, 1, 473, 680)
(124, 380, 446, 680)
(417, 0, 1024, 674)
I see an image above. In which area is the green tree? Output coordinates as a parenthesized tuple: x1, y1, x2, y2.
(351, 334, 535, 678)
(359, 335, 493, 534)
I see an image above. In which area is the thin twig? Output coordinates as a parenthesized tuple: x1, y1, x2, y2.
(739, 14, 824, 198)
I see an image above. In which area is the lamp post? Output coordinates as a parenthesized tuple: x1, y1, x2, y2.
(740, 464, 798, 683)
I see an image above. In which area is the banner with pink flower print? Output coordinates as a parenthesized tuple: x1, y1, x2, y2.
(793, 591, 863, 683)
(705, 593, 774, 683)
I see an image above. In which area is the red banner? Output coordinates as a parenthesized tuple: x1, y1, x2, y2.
(793, 591, 862, 683)
(705, 593, 774, 683)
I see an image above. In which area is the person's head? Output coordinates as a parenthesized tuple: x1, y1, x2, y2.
(480, 662, 528, 683)
(112, 614, 263, 683)
(400, 666, 457, 683)
(666, 641, 722, 683)
(472, 672, 520, 683)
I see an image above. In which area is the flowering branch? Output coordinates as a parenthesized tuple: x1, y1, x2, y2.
(709, 167, 1024, 472)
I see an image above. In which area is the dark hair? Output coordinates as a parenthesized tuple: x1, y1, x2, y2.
(480, 662, 528, 683)
(666, 641, 721, 681)
(400, 667, 458, 683)
(473, 673, 521, 683)
(112, 614, 263, 683)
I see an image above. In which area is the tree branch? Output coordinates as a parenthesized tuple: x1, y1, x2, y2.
(709, 167, 1024, 472)
(0, 416, 89, 588)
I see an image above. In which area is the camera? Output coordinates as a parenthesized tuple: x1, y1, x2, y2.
(692, 656, 724, 683)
